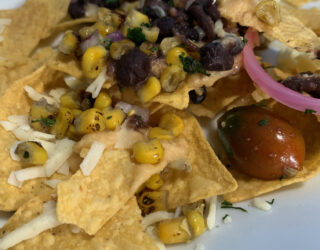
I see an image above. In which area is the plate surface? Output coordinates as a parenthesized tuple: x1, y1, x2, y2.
(1, 1, 320, 250)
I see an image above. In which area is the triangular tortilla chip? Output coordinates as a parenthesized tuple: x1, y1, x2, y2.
(223, 102, 320, 202)
(0, 197, 158, 250)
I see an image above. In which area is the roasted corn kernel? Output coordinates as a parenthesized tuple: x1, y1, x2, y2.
(159, 113, 184, 137)
(94, 22, 116, 37)
(60, 92, 81, 109)
(137, 190, 167, 215)
(117, 1, 139, 15)
(145, 173, 163, 190)
(126, 9, 149, 28)
(138, 76, 161, 102)
(98, 7, 122, 28)
(71, 109, 82, 118)
(66, 124, 81, 141)
(166, 47, 188, 66)
(29, 101, 57, 132)
(74, 108, 105, 134)
(59, 30, 79, 55)
(256, 0, 280, 26)
(15, 141, 48, 166)
(120, 23, 130, 36)
(132, 139, 164, 164)
(157, 217, 191, 244)
(142, 26, 160, 43)
(148, 127, 173, 140)
(160, 37, 182, 55)
(50, 108, 74, 139)
(94, 92, 112, 110)
(110, 39, 135, 60)
(139, 42, 158, 56)
(160, 65, 187, 93)
(185, 210, 206, 237)
(82, 46, 107, 79)
(79, 26, 96, 40)
(104, 109, 125, 130)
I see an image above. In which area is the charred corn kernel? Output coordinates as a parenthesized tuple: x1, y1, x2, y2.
(75, 108, 105, 134)
(104, 109, 125, 130)
(132, 139, 164, 164)
(82, 46, 107, 79)
(142, 26, 160, 43)
(159, 113, 184, 137)
(157, 217, 191, 244)
(59, 30, 79, 55)
(94, 92, 112, 110)
(79, 26, 96, 40)
(139, 42, 158, 56)
(145, 173, 163, 190)
(160, 37, 182, 55)
(166, 47, 188, 66)
(126, 9, 149, 28)
(189, 51, 201, 61)
(110, 39, 135, 60)
(185, 210, 206, 237)
(15, 141, 48, 166)
(256, 0, 280, 26)
(97, 8, 122, 28)
(29, 101, 57, 132)
(50, 108, 74, 139)
(60, 92, 80, 109)
(94, 22, 116, 37)
(66, 124, 81, 141)
(148, 127, 173, 140)
(137, 190, 167, 215)
(138, 76, 161, 103)
(71, 109, 82, 118)
(160, 65, 187, 93)
(120, 23, 130, 36)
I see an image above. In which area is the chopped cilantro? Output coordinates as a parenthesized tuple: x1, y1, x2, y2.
(105, 39, 113, 50)
(222, 214, 229, 220)
(23, 151, 29, 159)
(243, 38, 248, 44)
(305, 109, 316, 115)
(266, 198, 275, 205)
(127, 27, 146, 45)
(104, 0, 118, 5)
(262, 65, 275, 70)
(221, 201, 248, 213)
(179, 53, 210, 76)
(151, 46, 159, 52)
(31, 118, 56, 127)
(107, 116, 113, 120)
(256, 100, 268, 107)
(168, 0, 174, 7)
(279, 175, 284, 181)
(141, 22, 150, 28)
(258, 119, 269, 126)
(118, 85, 124, 93)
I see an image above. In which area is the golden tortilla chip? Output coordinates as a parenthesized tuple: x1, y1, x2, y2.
(0, 197, 158, 250)
(188, 70, 255, 119)
(157, 110, 237, 209)
(223, 102, 320, 202)
(283, 0, 317, 7)
(0, 0, 70, 67)
(218, 0, 320, 58)
(55, 17, 97, 33)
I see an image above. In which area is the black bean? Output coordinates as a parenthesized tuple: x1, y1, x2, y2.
(116, 49, 151, 89)
(186, 28, 199, 41)
(126, 115, 148, 130)
(153, 16, 175, 40)
(200, 42, 234, 71)
(189, 86, 207, 104)
(221, 35, 244, 56)
(68, 0, 85, 19)
(205, 0, 221, 21)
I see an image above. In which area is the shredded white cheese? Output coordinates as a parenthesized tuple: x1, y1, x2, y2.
(12, 125, 55, 141)
(14, 167, 46, 183)
(142, 211, 175, 229)
(214, 19, 227, 38)
(7, 172, 22, 188)
(85, 3, 98, 17)
(10, 141, 22, 161)
(49, 88, 67, 103)
(0, 201, 61, 250)
(80, 141, 106, 176)
(24, 86, 57, 105)
(86, 66, 107, 98)
(8, 115, 28, 126)
(44, 179, 62, 189)
(57, 162, 70, 176)
(50, 32, 64, 49)
(64, 75, 86, 89)
(0, 121, 17, 131)
(252, 198, 272, 211)
(174, 206, 182, 218)
(205, 196, 217, 230)
(223, 215, 232, 224)
(44, 139, 75, 177)
(167, 159, 192, 173)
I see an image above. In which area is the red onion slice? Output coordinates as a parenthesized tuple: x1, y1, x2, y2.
(80, 30, 100, 53)
(243, 28, 320, 114)
(105, 31, 125, 42)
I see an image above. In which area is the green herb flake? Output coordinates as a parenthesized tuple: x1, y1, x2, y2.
(104, 0, 118, 5)
(179, 53, 210, 76)
(168, 0, 174, 7)
(266, 198, 275, 205)
(141, 22, 150, 28)
(23, 151, 29, 159)
(222, 214, 229, 221)
(151, 46, 159, 52)
(127, 27, 146, 46)
(105, 40, 113, 50)
(243, 38, 248, 44)
(31, 118, 56, 127)
(256, 100, 268, 107)
(107, 116, 113, 120)
(258, 119, 269, 126)
(305, 109, 316, 115)
(221, 201, 248, 213)
(279, 175, 284, 181)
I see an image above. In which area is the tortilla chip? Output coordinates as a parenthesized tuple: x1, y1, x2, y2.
(223, 102, 320, 202)
(0, 0, 70, 67)
(188, 70, 255, 119)
(218, 0, 320, 58)
(283, 0, 318, 7)
(157, 110, 237, 209)
(55, 17, 97, 33)
(57, 130, 189, 235)
(0, 197, 158, 250)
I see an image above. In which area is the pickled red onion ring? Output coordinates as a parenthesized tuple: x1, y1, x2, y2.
(243, 28, 320, 114)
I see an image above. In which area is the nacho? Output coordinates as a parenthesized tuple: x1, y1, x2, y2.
(218, 0, 320, 58)
(0, 197, 158, 250)
(223, 102, 320, 202)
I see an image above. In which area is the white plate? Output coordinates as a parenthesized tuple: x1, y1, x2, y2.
(1, 1, 320, 250)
